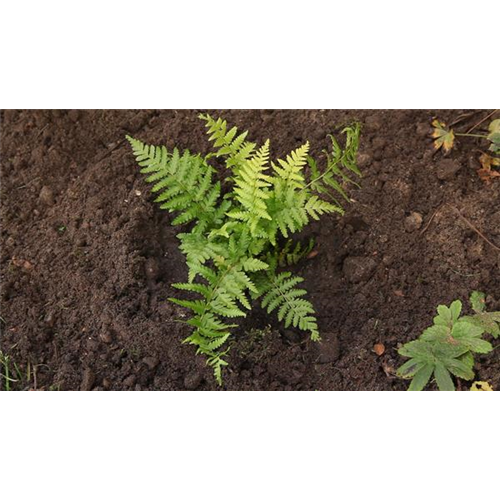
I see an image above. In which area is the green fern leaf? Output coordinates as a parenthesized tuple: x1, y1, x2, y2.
(259, 270, 319, 340)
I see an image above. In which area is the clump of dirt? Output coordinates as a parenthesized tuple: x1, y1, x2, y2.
(1, 110, 499, 390)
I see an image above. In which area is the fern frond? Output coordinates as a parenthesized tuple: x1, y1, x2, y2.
(199, 114, 256, 171)
(258, 270, 320, 340)
(242, 257, 269, 272)
(228, 140, 273, 234)
(207, 353, 229, 386)
(169, 298, 207, 315)
(127, 136, 223, 233)
(177, 232, 228, 282)
(305, 195, 342, 220)
(305, 123, 361, 208)
(266, 188, 308, 241)
(277, 238, 315, 267)
(271, 142, 309, 189)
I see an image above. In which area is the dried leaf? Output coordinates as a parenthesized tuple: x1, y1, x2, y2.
(431, 119, 455, 152)
(470, 381, 493, 391)
(306, 250, 319, 259)
(478, 153, 500, 183)
(11, 256, 33, 270)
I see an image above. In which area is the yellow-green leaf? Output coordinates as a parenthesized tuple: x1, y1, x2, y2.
(470, 381, 493, 401)
(431, 119, 455, 152)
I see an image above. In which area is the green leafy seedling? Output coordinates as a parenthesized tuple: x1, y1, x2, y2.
(127, 114, 361, 384)
(431, 114, 500, 181)
(397, 292, 499, 391)
(463, 291, 500, 339)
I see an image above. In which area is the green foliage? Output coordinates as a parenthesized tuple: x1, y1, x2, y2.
(464, 291, 500, 339)
(276, 238, 315, 267)
(432, 116, 500, 155)
(397, 292, 500, 391)
(487, 119, 500, 154)
(127, 114, 361, 384)
(0, 351, 30, 391)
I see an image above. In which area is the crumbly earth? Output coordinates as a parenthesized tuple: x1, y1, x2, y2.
(1, 109, 499, 390)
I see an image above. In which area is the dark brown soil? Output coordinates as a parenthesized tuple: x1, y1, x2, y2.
(1, 110, 499, 391)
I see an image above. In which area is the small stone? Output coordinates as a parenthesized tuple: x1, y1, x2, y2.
(467, 241, 483, 261)
(315, 335, 341, 364)
(143, 356, 159, 370)
(75, 236, 87, 247)
(44, 311, 56, 327)
(404, 212, 423, 232)
(357, 153, 372, 168)
(99, 331, 112, 344)
(382, 254, 394, 266)
(123, 375, 137, 387)
(184, 370, 203, 390)
(372, 137, 387, 149)
(436, 159, 461, 180)
(373, 343, 386, 356)
(468, 156, 478, 170)
(68, 110, 80, 122)
(365, 115, 381, 131)
(343, 256, 377, 283)
(144, 257, 160, 281)
(416, 122, 431, 137)
(80, 368, 95, 391)
(39, 186, 54, 206)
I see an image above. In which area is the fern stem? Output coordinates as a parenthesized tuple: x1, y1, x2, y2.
(198, 263, 235, 322)
(302, 153, 340, 192)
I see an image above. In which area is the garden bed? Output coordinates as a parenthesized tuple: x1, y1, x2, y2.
(1, 109, 499, 390)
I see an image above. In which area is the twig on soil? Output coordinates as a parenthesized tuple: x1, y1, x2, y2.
(421, 204, 500, 253)
(35, 124, 48, 140)
(420, 205, 443, 235)
(448, 111, 478, 128)
(16, 176, 41, 190)
(466, 109, 499, 134)
(449, 268, 481, 278)
(451, 206, 500, 253)
(95, 138, 128, 163)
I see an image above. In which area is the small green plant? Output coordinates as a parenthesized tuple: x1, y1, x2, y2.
(432, 115, 500, 182)
(432, 117, 500, 155)
(127, 114, 361, 383)
(397, 292, 500, 391)
(0, 351, 31, 391)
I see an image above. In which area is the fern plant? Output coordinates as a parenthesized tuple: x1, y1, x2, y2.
(127, 114, 361, 384)
(397, 292, 499, 391)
